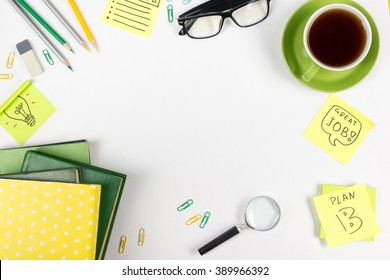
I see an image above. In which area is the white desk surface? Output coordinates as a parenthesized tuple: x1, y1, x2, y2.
(0, 0, 389, 260)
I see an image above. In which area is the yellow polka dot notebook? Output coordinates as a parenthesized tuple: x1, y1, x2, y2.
(0, 179, 101, 260)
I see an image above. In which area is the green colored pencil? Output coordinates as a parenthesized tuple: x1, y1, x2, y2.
(16, 0, 74, 53)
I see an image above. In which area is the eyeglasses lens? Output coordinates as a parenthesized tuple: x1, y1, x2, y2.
(183, 0, 269, 38)
(185, 15, 223, 39)
(232, 0, 268, 27)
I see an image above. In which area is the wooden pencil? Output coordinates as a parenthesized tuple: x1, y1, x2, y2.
(68, 0, 99, 52)
(7, 0, 73, 71)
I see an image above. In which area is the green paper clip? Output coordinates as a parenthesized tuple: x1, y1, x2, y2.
(167, 5, 174, 23)
(43, 49, 54, 65)
(177, 199, 193, 211)
(199, 211, 211, 228)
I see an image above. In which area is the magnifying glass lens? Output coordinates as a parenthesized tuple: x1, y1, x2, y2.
(245, 196, 281, 231)
(198, 196, 281, 256)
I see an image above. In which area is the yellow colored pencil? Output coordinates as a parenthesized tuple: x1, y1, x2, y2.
(67, 0, 99, 52)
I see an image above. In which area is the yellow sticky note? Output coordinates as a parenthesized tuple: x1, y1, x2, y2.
(102, 0, 162, 38)
(0, 81, 56, 145)
(313, 184, 380, 248)
(304, 94, 374, 165)
(319, 184, 376, 241)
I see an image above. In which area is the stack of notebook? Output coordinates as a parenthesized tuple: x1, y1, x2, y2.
(0, 140, 127, 260)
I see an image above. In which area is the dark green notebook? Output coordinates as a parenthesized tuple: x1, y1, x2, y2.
(0, 140, 90, 175)
(21, 151, 126, 260)
(0, 168, 80, 183)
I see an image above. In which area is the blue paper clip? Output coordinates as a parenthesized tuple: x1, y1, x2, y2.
(177, 199, 194, 211)
(183, 0, 192, 4)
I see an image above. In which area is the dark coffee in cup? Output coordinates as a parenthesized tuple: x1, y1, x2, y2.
(303, 3, 372, 80)
(308, 9, 367, 68)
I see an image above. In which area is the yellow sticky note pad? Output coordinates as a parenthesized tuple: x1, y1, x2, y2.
(0, 81, 56, 145)
(313, 184, 380, 248)
(319, 184, 376, 241)
(102, 0, 162, 38)
(304, 94, 374, 165)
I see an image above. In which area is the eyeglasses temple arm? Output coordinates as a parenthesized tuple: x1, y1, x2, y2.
(179, 0, 262, 18)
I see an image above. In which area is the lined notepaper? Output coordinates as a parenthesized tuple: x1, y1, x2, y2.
(102, 0, 162, 38)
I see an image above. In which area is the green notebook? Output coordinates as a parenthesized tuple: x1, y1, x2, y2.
(21, 151, 127, 260)
(0, 140, 90, 174)
(0, 168, 80, 183)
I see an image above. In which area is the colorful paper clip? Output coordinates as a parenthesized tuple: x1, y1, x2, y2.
(177, 199, 194, 211)
(138, 228, 145, 246)
(43, 49, 54, 65)
(0, 74, 13, 80)
(199, 211, 211, 228)
(183, 0, 192, 4)
(167, 5, 174, 23)
(185, 214, 202, 226)
(6, 51, 15, 69)
(118, 235, 127, 254)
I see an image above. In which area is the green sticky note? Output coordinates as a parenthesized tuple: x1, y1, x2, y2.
(0, 81, 56, 144)
(319, 184, 377, 242)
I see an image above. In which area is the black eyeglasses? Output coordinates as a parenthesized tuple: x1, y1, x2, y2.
(178, 0, 271, 39)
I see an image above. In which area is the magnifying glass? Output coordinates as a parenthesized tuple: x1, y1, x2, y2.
(198, 196, 281, 256)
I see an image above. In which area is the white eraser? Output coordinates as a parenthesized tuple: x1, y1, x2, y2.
(16, 39, 44, 77)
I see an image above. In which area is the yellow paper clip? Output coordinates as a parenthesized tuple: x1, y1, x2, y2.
(43, 49, 54, 65)
(138, 228, 145, 246)
(0, 74, 13, 80)
(199, 211, 211, 228)
(185, 214, 202, 226)
(177, 199, 193, 211)
(118, 235, 127, 254)
(6, 51, 15, 69)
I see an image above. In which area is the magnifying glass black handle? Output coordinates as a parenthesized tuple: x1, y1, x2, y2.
(198, 226, 240, 256)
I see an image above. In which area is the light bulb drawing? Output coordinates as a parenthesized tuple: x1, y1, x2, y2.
(3, 96, 36, 127)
